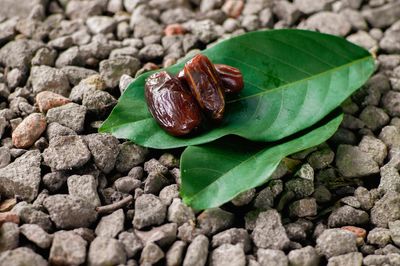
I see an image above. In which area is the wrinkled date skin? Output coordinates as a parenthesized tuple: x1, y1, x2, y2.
(184, 54, 225, 122)
(214, 64, 244, 94)
(145, 71, 202, 136)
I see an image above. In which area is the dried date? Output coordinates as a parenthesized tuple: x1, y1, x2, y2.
(214, 64, 244, 94)
(145, 71, 202, 136)
(183, 54, 225, 122)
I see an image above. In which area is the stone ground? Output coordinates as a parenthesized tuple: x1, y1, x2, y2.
(0, 0, 400, 265)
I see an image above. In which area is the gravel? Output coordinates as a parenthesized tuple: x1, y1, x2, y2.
(1, 0, 400, 264)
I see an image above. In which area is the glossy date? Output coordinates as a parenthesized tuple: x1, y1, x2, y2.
(145, 71, 202, 136)
(214, 64, 244, 94)
(184, 54, 225, 122)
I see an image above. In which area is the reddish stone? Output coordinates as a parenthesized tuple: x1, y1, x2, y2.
(164, 24, 186, 36)
(36, 91, 71, 113)
(341, 226, 367, 239)
(222, 0, 244, 18)
(0, 212, 20, 226)
(12, 113, 47, 149)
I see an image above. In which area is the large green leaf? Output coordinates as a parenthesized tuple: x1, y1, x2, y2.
(180, 112, 343, 210)
(100, 29, 374, 149)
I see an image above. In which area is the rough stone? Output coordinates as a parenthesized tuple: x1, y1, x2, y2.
(316, 229, 358, 259)
(0, 247, 47, 266)
(327, 252, 363, 266)
(251, 209, 290, 250)
(288, 246, 320, 266)
(212, 228, 251, 253)
(133, 194, 166, 229)
(116, 142, 148, 173)
(183, 235, 209, 266)
(371, 191, 400, 228)
(88, 237, 127, 266)
(49, 231, 87, 266)
(257, 249, 288, 266)
(46, 103, 87, 133)
(95, 209, 125, 238)
(0, 150, 41, 202)
(118, 231, 143, 258)
(20, 224, 53, 249)
(0, 222, 19, 252)
(336, 145, 379, 178)
(43, 136, 91, 171)
(197, 208, 234, 236)
(30, 66, 71, 97)
(100, 56, 141, 88)
(210, 244, 246, 266)
(328, 205, 369, 227)
(68, 175, 101, 207)
(43, 194, 98, 229)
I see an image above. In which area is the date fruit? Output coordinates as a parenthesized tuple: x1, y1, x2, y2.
(145, 71, 202, 136)
(215, 64, 244, 94)
(184, 54, 225, 122)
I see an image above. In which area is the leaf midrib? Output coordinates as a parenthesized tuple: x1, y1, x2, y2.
(227, 55, 372, 104)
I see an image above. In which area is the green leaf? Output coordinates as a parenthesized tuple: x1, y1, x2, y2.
(100, 29, 374, 148)
(180, 112, 343, 210)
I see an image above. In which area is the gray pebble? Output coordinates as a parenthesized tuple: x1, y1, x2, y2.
(212, 228, 251, 253)
(328, 205, 369, 227)
(168, 198, 195, 226)
(140, 242, 164, 264)
(133, 194, 166, 229)
(336, 144, 379, 178)
(210, 244, 246, 266)
(43, 135, 91, 171)
(183, 234, 209, 266)
(118, 231, 143, 258)
(251, 209, 290, 250)
(327, 252, 363, 266)
(197, 208, 234, 236)
(116, 142, 148, 173)
(371, 191, 400, 228)
(68, 174, 101, 207)
(95, 209, 125, 238)
(367, 227, 391, 247)
(46, 103, 87, 133)
(316, 229, 357, 258)
(20, 224, 53, 249)
(43, 194, 98, 229)
(30, 65, 70, 97)
(0, 247, 47, 266)
(100, 56, 141, 88)
(166, 240, 186, 266)
(288, 246, 320, 266)
(0, 150, 41, 202)
(49, 231, 87, 266)
(88, 237, 127, 266)
(0, 222, 19, 252)
(257, 249, 288, 266)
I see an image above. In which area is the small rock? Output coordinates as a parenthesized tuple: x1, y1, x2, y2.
(0, 222, 19, 252)
(43, 194, 97, 229)
(139, 44, 164, 61)
(32, 47, 57, 66)
(0, 150, 41, 202)
(84, 133, 120, 174)
(42, 171, 68, 193)
(119, 74, 134, 94)
(188, 19, 218, 43)
(328, 205, 369, 227)
(379, 126, 400, 148)
(354, 187, 375, 211)
(316, 229, 358, 258)
(360, 105, 390, 130)
(362, 2, 400, 28)
(100, 56, 141, 88)
(183, 235, 209, 266)
(168, 198, 195, 226)
(327, 252, 363, 266)
(43, 135, 91, 171)
(36, 91, 71, 113)
(251, 209, 290, 250)
(82, 89, 117, 115)
(257, 249, 288, 266)
(166, 240, 186, 266)
(114, 176, 141, 193)
(140, 242, 164, 264)
(135, 223, 177, 248)
(86, 16, 116, 34)
(210, 244, 246, 266)
(294, 0, 332, 14)
(379, 165, 400, 193)
(30, 65, 70, 97)
(359, 136, 387, 166)
(88, 237, 127, 266)
(46, 103, 87, 133)
(303, 12, 351, 36)
(371, 191, 400, 228)
(132, 18, 163, 39)
(12, 202, 52, 231)
(347, 31, 378, 51)
(335, 145, 379, 178)
(232, 188, 256, 206)
(285, 178, 314, 199)
(0, 247, 47, 266)
(159, 184, 179, 206)
(289, 198, 317, 218)
(212, 228, 251, 253)
(95, 209, 125, 238)
(273, 1, 301, 25)
(46, 122, 77, 140)
(197, 208, 234, 236)
(68, 174, 101, 207)
(389, 220, 400, 247)
(12, 113, 46, 149)
(133, 194, 166, 229)
(116, 142, 148, 173)
(20, 224, 53, 249)
(341, 226, 367, 239)
(367, 227, 391, 247)
(49, 231, 87, 266)
(118, 231, 143, 258)
(288, 246, 320, 266)
(0, 39, 43, 69)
